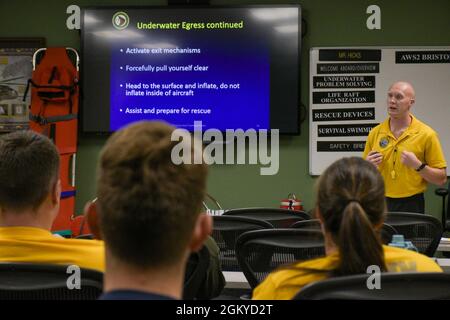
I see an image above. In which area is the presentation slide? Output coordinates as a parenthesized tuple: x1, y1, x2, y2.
(82, 6, 300, 133)
(109, 17, 269, 131)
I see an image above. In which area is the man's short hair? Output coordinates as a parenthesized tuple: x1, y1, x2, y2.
(0, 130, 59, 211)
(97, 121, 208, 269)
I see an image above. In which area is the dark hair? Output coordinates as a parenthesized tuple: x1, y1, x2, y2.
(0, 130, 59, 211)
(317, 157, 387, 276)
(96, 121, 208, 269)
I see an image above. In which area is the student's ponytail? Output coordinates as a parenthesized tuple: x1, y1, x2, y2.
(333, 200, 387, 276)
(316, 157, 388, 277)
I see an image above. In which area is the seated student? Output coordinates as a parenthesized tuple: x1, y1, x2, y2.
(0, 131, 104, 271)
(198, 236, 225, 299)
(253, 157, 442, 300)
(85, 121, 214, 300)
(185, 236, 225, 299)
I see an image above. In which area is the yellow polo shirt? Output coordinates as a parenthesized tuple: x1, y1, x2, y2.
(0, 227, 105, 272)
(363, 115, 447, 198)
(252, 245, 442, 300)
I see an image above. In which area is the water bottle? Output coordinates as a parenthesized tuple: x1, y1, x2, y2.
(388, 234, 418, 252)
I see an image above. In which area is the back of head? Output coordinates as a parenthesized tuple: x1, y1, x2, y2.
(0, 130, 59, 211)
(316, 157, 387, 276)
(96, 121, 208, 269)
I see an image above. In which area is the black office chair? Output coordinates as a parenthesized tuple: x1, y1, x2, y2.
(183, 245, 210, 300)
(290, 219, 398, 245)
(223, 207, 310, 228)
(212, 216, 273, 271)
(385, 212, 443, 256)
(0, 263, 103, 300)
(435, 183, 450, 231)
(290, 219, 322, 231)
(235, 229, 325, 289)
(294, 272, 450, 300)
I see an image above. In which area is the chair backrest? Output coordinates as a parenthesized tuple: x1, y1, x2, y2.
(435, 184, 450, 231)
(294, 272, 450, 300)
(235, 229, 325, 288)
(183, 245, 210, 300)
(223, 207, 310, 228)
(212, 216, 273, 271)
(290, 219, 398, 245)
(385, 212, 443, 256)
(445, 183, 450, 231)
(447, 183, 450, 230)
(0, 263, 103, 300)
(290, 219, 321, 230)
(380, 223, 398, 244)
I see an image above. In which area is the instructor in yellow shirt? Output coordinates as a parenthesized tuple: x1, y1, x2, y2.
(363, 81, 447, 213)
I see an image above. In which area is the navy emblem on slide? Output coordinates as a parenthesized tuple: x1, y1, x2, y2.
(379, 137, 389, 148)
(112, 12, 130, 30)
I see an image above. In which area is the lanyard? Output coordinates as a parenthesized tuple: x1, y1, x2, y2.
(391, 148, 398, 179)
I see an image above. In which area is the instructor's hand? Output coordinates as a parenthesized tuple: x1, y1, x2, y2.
(366, 150, 383, 168)
(400, 150, 421, 169)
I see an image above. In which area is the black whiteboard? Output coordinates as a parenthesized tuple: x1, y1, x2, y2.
(309, 47, 450, 175)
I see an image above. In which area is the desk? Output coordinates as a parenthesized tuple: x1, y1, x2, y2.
(223, 259, 450, 290)
(437, 238, 450, 252)
(436, 258, 450, 273)
(223, 271, 250, 289)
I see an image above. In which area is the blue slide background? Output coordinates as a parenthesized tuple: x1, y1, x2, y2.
(109, 29, 270, 131)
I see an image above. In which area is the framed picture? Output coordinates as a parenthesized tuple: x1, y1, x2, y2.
(0, 38, 45, 133)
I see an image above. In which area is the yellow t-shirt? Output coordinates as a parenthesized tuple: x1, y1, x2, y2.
(363, 115, 447, 198)
(0, 226, 105, 272)
(252, 245, 442, 300)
